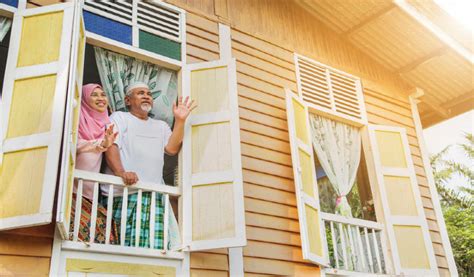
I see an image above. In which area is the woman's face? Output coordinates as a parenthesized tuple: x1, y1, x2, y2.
(88, 87, 108, 113)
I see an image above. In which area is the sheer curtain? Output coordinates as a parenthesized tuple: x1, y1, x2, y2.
(310, 114, 367, 271)
(309, 114, 361, 217)
(0, 16, 11, 43)
(94, 47, 178, 127)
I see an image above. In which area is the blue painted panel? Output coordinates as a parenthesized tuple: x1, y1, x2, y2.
(83, 11, 132, 45)
(0, 0, 18, 8)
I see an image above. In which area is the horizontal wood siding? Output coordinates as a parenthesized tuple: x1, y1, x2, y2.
(232, 28, 320, 276)
(363, 88, 449, 274)
(0, 224, 54, 276)
(179, 3, 449, 274)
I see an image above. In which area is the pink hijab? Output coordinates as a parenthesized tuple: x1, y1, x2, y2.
(78, 84, 110, 141)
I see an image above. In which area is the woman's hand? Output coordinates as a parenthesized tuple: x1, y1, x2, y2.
(173, 96, 197, 123)
(102, 124, 118, 149)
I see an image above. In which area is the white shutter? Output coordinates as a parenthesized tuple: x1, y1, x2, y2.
(182, 59, 246, 251)
(56, 1, 86, 239)
(0, 2, 80, 230)
(295, 54, 367, 126)
(367, 125, 437, 275)
(286, 89, 328, 266)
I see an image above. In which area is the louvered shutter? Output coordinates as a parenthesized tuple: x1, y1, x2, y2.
(295, 54, 367, 125)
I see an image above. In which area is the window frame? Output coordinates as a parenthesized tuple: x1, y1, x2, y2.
(55, 1, 187, 257)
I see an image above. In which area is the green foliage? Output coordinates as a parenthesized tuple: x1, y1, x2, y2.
(443, 205, 474, 277)
(430, 133, 473, 208)
(431, 133, 473, 276)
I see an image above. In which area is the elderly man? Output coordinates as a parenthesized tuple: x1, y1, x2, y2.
(104, 81, 195, 249)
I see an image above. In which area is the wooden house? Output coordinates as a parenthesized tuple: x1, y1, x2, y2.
(0, 0, 471, 276)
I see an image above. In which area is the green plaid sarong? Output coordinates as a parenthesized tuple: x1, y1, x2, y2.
(112, 192, 165, 249)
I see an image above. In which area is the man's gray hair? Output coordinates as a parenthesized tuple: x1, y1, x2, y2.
(125, 81, 149, 96)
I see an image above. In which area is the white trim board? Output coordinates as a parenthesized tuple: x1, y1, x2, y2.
(409, 96, 458, 276)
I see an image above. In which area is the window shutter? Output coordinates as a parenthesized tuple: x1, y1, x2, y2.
(0, 2, 80, 230)
(56, 2, 86, 239)
(367, 125, 437, 275)
(285, 89, 328, 266)
(295, 54, 367, 126)
(182, 59, 246, 251)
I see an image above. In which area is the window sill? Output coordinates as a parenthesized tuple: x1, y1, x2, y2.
(61, 240, 185, 260)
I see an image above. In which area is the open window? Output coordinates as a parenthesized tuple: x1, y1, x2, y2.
(291, 54, 387, 274)
(293, 53, 438, 275)
(51, 0, 246, 257)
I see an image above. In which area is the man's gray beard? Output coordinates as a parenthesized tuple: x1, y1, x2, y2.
(140, 103, 152, 113)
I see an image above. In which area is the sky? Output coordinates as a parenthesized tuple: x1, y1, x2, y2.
(423, 111, 473, 190)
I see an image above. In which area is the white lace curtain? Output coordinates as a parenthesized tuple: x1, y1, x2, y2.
(310, 114, 367, 271)
(309, 114, 361, 217)
(0, 16, 12, 42)
(94, 47, 178, 127)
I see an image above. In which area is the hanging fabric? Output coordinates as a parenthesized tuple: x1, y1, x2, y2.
(0, 16, 12, 42)
(309, 114, 367, 271)
(94, 47, 178, 127)
(309, 114, 361, 216)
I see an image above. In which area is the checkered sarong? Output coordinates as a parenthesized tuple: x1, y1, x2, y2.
(112, 192, 164, 249)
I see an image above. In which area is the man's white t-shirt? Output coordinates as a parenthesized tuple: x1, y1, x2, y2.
(105, 111, 172, 192)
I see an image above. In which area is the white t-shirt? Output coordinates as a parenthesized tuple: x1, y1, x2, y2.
(105, 111, 172, 193)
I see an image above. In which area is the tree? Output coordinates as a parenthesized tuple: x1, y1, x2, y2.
(431, 133, 473, 276)
(430, 133, 473, 208)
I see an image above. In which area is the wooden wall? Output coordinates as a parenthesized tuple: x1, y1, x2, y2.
(0, 1, 451, 276)
(0, 224, 54, 276)
(364, 89, 450, 276)
(170, 0, 452, 275)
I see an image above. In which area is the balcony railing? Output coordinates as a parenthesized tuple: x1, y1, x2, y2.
(321, 212, 387, 275)
(63, 170, 183, 259)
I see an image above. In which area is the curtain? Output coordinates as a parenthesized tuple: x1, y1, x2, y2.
(310, 114, 365, 271)
(0, 16, 12, 42)
(94, 47, 178, 127)
(309, 114, 361, 217)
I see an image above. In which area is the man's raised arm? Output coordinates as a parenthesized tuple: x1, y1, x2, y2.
(165, 96, 196, 155)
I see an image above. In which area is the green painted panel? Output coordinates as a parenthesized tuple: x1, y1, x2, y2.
(139, 30, 181, 61)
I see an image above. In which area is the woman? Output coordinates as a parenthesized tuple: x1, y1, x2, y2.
(70, 83, 118, 244)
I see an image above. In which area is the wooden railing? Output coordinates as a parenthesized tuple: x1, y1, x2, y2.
(321, 212, 387, 275)
(64, 170, 183, 259)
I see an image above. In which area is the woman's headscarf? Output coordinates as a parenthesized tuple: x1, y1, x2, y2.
(78, 83, 110, 141)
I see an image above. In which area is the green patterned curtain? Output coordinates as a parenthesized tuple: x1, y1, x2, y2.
(0, 16, 12, 42)
(94, 47, 178, 127)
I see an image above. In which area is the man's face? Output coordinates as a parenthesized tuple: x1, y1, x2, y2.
(125, 87, 153, 113)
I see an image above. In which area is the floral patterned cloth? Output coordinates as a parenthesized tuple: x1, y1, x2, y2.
(94, 47, 178, 127)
